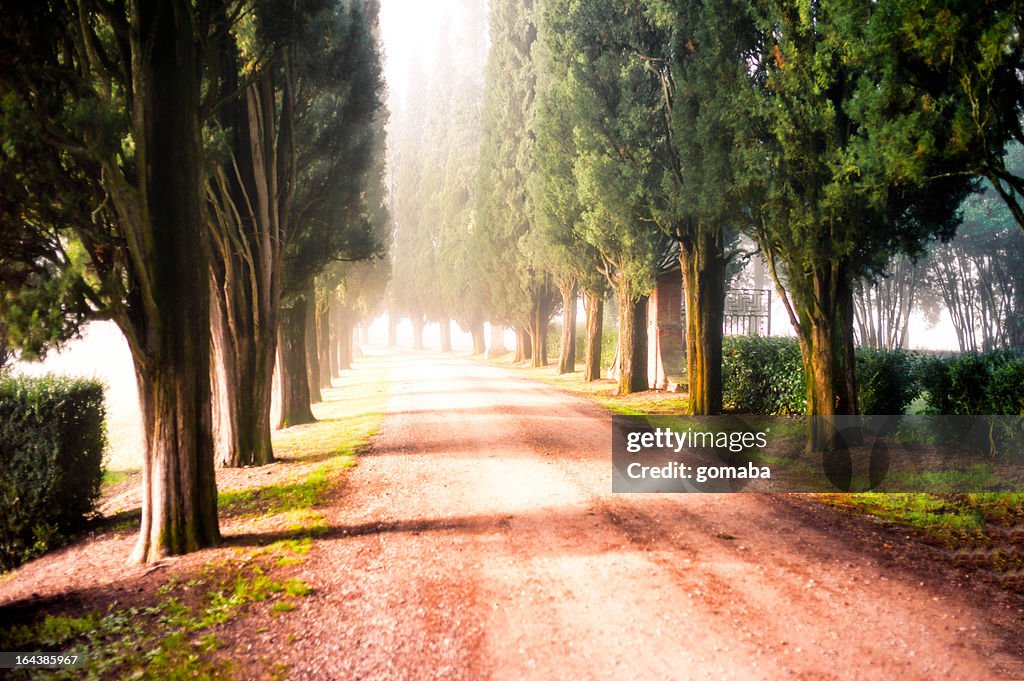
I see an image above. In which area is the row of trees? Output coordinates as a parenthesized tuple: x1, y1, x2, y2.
(393, 0, 1022, 451)
(853, 155, 1024, 353)
(386, 2, 491, 355)
(0, 0, 388, 562)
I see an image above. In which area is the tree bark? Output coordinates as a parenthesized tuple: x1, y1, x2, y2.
(439, 318, 452, 353)
(205, 21, 284, 470)
(680, 228, 725, 415)
(277, 299, 316, 428)
(352, 324, 363, 359)
(345, 319, 355, 367)
(334, 303, 353, 372)
(558, 281, 577, 374)
(129, 0, 219, 563)
(584, 290, 604, 382)
(529, 295, 549, 368)
(317, 296, 333, 389)
(514, 326, 532, 363)
(305, 293, 322, 405)
(617, 283, 649, 395)
(471, 320, 487, 355)
(210, 283, 274, 468)
(795, 270, 859, 452)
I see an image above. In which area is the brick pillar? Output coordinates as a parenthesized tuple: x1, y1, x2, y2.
(487, 323, 508, 359)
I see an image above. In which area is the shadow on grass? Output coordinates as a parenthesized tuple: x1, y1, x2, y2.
(217, 468, 337, 519)
(91, 508, 142, 535)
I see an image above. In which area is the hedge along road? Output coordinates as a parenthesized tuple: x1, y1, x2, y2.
(235, 348, 1024, 680)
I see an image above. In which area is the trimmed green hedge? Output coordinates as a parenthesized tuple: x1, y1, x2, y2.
(722, 337, 1024, 416)
(918, 350, 1024, 416)
(856, 348, 922, 416)
(722, 336, 806, 414)
(0, 375, 106, 570)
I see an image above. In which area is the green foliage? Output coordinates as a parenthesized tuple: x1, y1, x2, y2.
(529, 2, 606, 303)
(989, 361, 1024, 415)
(856, 349, 920, 416)
(0, 38, 105, 362)
(547, 0, 674, 300)
(918, 351, 1024, 416)
(710, 0, 982, 421)
(387, 3, 490, 330)
(722, 337, 806, 415)
(723, 337, 928, 416)
(918, 1, 1024, 234)
(283, 0, 388, 300)
(475, 0, 553, 327)
(0, 375, 106, 570)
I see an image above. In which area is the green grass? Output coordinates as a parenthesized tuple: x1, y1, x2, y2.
(218, 467, 336, 517)
(823, 493, 994, 543)
(2, 355, 392, 679)
(0, 562, 314, 680)
(101, 469, 133, 488)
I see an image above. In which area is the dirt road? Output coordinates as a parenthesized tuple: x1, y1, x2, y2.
(254, 350, 1024, 680)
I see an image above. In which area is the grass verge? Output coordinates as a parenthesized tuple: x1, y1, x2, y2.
(1, 354, 391, 679)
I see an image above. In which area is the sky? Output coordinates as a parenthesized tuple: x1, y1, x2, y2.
(378, 0, 477, 110)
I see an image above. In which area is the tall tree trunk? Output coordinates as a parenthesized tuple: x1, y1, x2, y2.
(617, 282, 649, 395)
(530, 295, 549, 368)
(514, 325, 532, 363)
(387, 312, 398, 347)
(317, 296, 333, 389)
(584, 290, 603, 382)
(277, 299, 316, 429)
(345, 320, 355, 367)
(305, 293, 322, 405)
(471, 320, 487, 355)
(439, 318, 452, 353)
(1011, 283, 1024, 351)
(130, 0, 219, 563)
(795, 270, 859, 452)
(210, 284, 274, 469)
(335, 304, 352, 371)
(411, 315, 425, 350)
(352, 324, 362, 359)
(558, 281, 577, 374)
(680, 228, 725, 415)
(205, 23, 282, 470)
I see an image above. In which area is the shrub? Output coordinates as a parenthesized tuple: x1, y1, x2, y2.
(0, 375, 106, 570)
(916, 356, 954, 415)
(856, 348, 920, 415)
(722, 336, 806, 415)
(988, 361, 1024, 415)
(918, 350, 1024, 416)
(724, 338, 924, 415)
